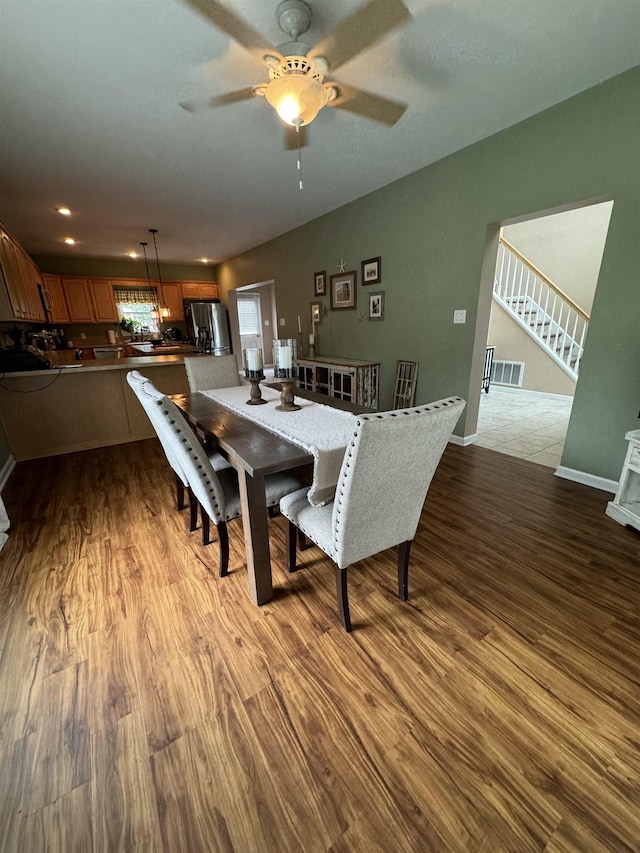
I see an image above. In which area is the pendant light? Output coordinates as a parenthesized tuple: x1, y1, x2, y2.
(149, 228, 170, 319)
(140, 241, 159, 320)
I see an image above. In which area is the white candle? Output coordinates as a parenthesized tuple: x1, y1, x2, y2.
(280, 345, 292, 370)
(297, 315, 302, 333)
(246, 348, 261, 371)
(308, 333, 315, 345)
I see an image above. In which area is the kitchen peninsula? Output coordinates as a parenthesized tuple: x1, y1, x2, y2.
(0, 352, 209, 460)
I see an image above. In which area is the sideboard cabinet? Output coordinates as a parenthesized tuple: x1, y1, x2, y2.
(297, 356, 379, 409)
(606, 429, 640, 532)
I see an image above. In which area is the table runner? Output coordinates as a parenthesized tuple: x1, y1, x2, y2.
(203, 385, 356, 506)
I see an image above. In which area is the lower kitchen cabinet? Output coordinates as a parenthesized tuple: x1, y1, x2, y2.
(297, 356, 379, 409)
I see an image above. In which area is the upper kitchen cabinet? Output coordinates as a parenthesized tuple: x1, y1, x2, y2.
(41, 274, 70, 323)
(61, 278, 95, 323)
(160, 282, 184, 320)
(61, 277, 118, 322)
(90, 278, 118, 322)
(181, 281, 219, 300)
(0, 228, 46, 322)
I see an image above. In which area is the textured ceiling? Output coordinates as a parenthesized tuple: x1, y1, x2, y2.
(0, 0, 638, 265)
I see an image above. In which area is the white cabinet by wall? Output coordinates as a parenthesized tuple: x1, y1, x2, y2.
(606, 429, 640, 532)
(298, 356, 379, 409)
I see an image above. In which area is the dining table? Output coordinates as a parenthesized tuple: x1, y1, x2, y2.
(171, 384, 373, 605)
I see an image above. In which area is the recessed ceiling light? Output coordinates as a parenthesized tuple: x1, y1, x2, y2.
(63, 237, 76, 245)
(127, 251, 139, 258)
(198, 257, 211, 264)
(56, 207, 71, 216)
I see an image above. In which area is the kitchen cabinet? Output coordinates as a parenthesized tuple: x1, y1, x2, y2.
(61, 277, 118, 322)
(297, 356, 379, 409)
(160, 282, 184, 320)
(0, 228, 46, 322)
(41, 274, 70, 323)
(62, 278, 95, 323)
(90, 278, 118, 322)
(181, 281, 219, 300)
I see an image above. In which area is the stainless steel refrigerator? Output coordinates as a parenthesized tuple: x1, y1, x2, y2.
(184, 300, 231, 355)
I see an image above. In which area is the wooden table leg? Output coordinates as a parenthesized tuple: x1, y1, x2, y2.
(237, 469, 273, 605)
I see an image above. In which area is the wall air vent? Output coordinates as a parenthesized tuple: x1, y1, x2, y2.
(491, 360, 525, 387)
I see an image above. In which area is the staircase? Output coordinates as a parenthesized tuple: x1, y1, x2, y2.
(493, 237, 590, 381)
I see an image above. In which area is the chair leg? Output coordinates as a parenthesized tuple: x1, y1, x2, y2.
(218, 522, 230, 577)
(297, 529, 310, 551)
(188, 488, 198, 532)
(202, 512, 211, 546)
(286, 520, 298, 572)
(397, 540, 412, 601)
(268, 505, 278, 518)
(175, 474, 186, 511)
(335, 566, 352, 632)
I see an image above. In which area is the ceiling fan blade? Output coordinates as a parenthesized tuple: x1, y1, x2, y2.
(283, 124, 309, 150)
(181, 0, 279, 65)
(329, 84, 407, 126)
(309, 0, 410, 73)
(180, 86, 257, 113)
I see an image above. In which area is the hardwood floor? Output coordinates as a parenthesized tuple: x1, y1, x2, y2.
(0, 438, 638, 851)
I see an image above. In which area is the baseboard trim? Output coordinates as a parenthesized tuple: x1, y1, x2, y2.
(555, 465, 617, 494)
(0, 455, 16, 492)
(449, 433, 478, 447)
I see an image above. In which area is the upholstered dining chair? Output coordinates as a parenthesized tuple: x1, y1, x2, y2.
(127, 369, 194, 520)
(127, 370, 233, 542)
(129, 372, 301, 576)
(280, 397, 466, 631)
(184, 354, 242, 393)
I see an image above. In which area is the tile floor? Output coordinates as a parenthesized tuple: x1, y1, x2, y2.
(475, 386, 573, 468)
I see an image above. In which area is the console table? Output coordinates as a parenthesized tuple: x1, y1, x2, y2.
(297, 356, 379, 409)
(606, 429, 640, 532)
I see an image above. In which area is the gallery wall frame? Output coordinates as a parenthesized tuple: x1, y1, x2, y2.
(330, 271, 357, 310)
(368, 290, 385, 320)
(361, 256, 381, 285)
(311, 301, 322, 325)
(314, 270, 326, 296)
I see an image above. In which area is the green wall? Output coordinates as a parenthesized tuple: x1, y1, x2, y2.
(216, 67, 640, 483)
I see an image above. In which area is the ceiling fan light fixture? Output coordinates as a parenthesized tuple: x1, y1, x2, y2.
(265, 73, 329, 126)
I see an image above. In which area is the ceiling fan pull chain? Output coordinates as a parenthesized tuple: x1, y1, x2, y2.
(295, 119, 304, 190)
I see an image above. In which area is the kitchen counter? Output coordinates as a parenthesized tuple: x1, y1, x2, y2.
(5, 351, 208, 378)
(128, 342, 200, 356)
(0, 354, 203, 460)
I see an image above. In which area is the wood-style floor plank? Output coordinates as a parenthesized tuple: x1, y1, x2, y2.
(0, 438, 638, 851)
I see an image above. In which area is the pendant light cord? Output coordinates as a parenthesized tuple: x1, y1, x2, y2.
(294, 119, 304, 191)
(140, 241, 153, 298)
(149, 228, 166, 309)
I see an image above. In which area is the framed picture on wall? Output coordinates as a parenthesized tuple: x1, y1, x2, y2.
(368, 290, 385, 320)
(314, 270, 326, 296)
(361, 256, 381, 285)
(311, 301, 322, 325)
(330, 271, 357, 310)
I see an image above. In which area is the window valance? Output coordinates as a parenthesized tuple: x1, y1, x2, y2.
(113, 286, 158, 304)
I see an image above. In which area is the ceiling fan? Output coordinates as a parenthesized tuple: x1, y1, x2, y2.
(180, 0, 411, 141)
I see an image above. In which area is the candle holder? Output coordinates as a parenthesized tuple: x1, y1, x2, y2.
(244, 348, 267, 405)
(273, 338, 301, 411)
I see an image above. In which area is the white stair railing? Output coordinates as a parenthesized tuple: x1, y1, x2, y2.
(493, 237, 590, 380)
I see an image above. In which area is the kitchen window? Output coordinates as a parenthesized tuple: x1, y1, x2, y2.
(114, 286, 160, 333)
